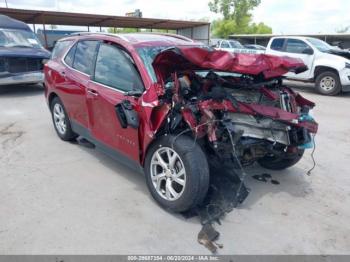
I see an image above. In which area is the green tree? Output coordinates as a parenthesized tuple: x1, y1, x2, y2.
(208, 0, 272, 38)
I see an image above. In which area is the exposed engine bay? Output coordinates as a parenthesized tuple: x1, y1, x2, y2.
(154, 69, 318, 169)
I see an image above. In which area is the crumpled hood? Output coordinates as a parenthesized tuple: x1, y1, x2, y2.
(152, 47, 307, 82)
(0, 47, 51, 59)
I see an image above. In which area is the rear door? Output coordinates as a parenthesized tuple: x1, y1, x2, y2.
(59, 40, 99, 128)
(86, 42, 144, 163)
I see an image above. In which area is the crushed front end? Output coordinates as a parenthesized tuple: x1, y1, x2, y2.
(149, 47, 318, 171)
(142, 46, 318, 222)
(141, 46, 318, 252)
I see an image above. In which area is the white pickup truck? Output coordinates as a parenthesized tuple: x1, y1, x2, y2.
(216, 39, 265, 54)
(218, 37, 350, 95)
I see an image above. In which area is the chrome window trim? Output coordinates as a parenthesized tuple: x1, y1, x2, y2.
(89, 79, 126, 95)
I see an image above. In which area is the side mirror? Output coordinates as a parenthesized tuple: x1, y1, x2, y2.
(303, 48, 314, 55)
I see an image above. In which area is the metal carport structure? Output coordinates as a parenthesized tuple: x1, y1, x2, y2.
(0, 7, 210, 47)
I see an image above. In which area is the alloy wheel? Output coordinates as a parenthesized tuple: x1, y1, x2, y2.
(150, 147, 186, 201)
(53, 103, 67, 135)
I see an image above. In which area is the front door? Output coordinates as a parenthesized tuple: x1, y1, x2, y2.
(86, 42, 144, 163)
(283, 39, 315, 80)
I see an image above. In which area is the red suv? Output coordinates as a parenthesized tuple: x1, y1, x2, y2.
(44, 33, 318, 212)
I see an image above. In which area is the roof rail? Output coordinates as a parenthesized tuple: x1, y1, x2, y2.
(142, 32, 195, 42)
(69, 32, 113, 37)
(68, 31, 130, 41)
(67, 31, 195, 43)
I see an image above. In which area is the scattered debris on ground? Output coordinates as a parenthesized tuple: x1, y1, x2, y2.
(197, 224, 222, 253)
(252, 173, 281, 185)
(183, 162, 250, 253)
(184, 164, 283, 253)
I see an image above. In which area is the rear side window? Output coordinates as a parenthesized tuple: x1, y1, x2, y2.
(94, 43, 144, 92)
(285, 39, 310, 54)
(72, 40, 99, 75)
(64, 43, 77, 67)
(51, 40, 72, 59)
(271, 38, 285, 51)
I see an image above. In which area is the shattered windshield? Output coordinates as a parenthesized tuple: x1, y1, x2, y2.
(137, 45, 240, 82)
(307, 38, 332, 52)
(136, 46, 167, 82)
(0, 28, 43, 48)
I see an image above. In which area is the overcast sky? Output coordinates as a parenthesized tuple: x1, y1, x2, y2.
(1, 0, 350, 34)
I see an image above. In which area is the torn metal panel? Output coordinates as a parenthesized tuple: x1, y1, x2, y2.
(152, 46, 307, 83)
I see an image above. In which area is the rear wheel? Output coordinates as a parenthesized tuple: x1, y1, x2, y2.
(50, 97, 77, 141)
(315, 71, 341, 96)
(144, 135, 209, 212)
(258, 149, 305, 170)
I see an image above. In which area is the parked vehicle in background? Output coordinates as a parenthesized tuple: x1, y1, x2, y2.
(244, 44, 266, 50)
(0, 15, 50, 86)
(45, 33, 318, 213)
(37, 29, 85, 50)
(265, 36, 350, 95)
(216, 39, 265, 54)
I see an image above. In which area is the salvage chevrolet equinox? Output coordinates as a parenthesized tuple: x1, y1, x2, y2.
(44, 33, 318, 212)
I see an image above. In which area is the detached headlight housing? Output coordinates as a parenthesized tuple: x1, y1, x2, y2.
(346, 62, 350, 69)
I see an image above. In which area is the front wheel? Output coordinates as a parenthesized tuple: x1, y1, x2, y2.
(144, 135, 209, 212)
(258, 149, 305, 170)
(315, 71, 341, 96)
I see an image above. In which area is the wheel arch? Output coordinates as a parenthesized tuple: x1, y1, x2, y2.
(314, 66, 339, 80)
(48, 92, 59, 108)
(141, 122, 196, 167)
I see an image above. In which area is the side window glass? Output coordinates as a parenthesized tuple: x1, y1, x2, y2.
(285, 39, 310, 54)
(51, 40, 72, 60)
(221, 41, 230, 48)
(73, 40, 98, 75)
(64, 43, 77, 67)
(271, 38, 285, 51)
(94, 43, 144, 92)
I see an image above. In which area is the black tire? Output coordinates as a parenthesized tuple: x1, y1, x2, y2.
(144, 135, 210, 212)
(315, 71, 341, 96)
(50, 96, 77, 141)
(258, 149, 305, 170)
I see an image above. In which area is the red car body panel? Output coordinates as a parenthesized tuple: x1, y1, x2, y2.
(45, 34, 318, 168)
(152, 47, 307, 83)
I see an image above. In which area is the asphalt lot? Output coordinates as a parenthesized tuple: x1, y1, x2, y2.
(0, 82, 350, 255)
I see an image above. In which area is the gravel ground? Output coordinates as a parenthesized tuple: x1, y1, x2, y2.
(0, 82, 349, 255)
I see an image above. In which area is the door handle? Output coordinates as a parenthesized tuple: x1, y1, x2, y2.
(87, 88, 99, 96)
